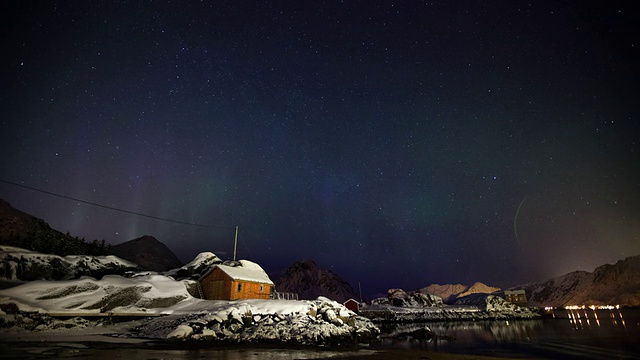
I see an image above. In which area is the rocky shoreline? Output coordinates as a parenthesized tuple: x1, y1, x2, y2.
(361, 293, 541, 323)
(131, 298, 380, 345)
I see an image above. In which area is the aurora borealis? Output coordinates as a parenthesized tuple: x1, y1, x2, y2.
(1, 1, 638, 296)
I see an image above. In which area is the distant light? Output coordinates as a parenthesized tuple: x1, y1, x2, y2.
(565, 304, 618, 310)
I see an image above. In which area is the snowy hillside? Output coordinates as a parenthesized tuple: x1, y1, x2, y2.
(517, 255, 640, 307)
(0, 274, 195, 313)
(0, 245, 139, 281)
(0, 272, 379, 345)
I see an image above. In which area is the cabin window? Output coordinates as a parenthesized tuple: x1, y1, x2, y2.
(237, 283, 242, 292)
(259, 284, 264, 292)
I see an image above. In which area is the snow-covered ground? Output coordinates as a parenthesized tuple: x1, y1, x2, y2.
(0, 246, 539, 348)
(0, 274, 196, 314)
(0, 273, 379, 345)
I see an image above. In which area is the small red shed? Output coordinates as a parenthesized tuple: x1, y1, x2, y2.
(343, 298, 360, 312)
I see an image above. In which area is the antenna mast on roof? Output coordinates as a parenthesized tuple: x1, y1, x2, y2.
(233, 225, 239, 261)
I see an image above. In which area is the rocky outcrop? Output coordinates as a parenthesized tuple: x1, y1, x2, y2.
(274, 259, 358, 302)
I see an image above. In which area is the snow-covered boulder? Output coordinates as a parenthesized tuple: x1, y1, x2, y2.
(165, 252, 222, 280)
(167, 324, 194, 341)
(372, 288, 443, 308)
(135, 297, 379, 345)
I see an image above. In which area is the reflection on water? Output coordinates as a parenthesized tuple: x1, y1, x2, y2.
(377, 308, 640, 359)
(0, 343, 377, 360)
(565, 308, 627, 330)
(379, 319, 544, 353)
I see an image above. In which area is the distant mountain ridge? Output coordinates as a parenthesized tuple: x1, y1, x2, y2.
(0, 199, 110, 256)
(111, 235, 183, 272)
(274, 259, 358, 302)
(515, 255, 640, 307)
(0, 199, 181, 271)
(417, 282, 501, 304)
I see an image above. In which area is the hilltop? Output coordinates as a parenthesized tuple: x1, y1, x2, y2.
(515, 255, 640, 307)
(111, 235, 183, 272)
(273, 259, 359, 302)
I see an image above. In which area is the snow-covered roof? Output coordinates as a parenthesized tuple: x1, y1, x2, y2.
(504, 289, 526, 295)
(201, 260, 273, 285)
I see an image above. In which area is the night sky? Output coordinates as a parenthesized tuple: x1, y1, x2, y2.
(2, 1, 639, 297)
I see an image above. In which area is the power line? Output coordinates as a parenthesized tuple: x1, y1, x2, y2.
(0, 178, 236, 230)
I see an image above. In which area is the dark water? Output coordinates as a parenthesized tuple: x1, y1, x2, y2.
(378, 308, 640, 359)
(0, 343, 371, 360)
(1, 309, 639, 359)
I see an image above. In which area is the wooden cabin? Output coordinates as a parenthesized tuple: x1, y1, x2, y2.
(343, 298, 360, 312)
(199, 260, 274, 301)
(504, 289, 528, 306)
